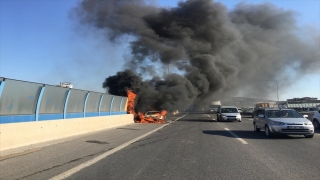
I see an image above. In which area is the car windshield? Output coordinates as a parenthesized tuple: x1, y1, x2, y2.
(266, 110, 303, 118)
(221, 108, 238, 113)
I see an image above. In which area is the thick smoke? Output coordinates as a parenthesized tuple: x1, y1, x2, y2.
(103, 69, 198, 112)
(74, 0, 320, 111)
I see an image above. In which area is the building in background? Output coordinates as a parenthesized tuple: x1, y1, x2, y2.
(287, 97, 320, 111)
(58, 82, 73, 88)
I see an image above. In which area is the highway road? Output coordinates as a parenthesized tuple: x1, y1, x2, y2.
(1, 112, 320, 180)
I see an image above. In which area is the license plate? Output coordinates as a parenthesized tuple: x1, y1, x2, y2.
(287, 126, 304, 129)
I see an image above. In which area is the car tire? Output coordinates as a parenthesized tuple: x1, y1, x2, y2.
(304, 134, 314, 138)
(313, 119, 320, 129)
(254, 123, 260, 132)
(265, 125, 272, 137)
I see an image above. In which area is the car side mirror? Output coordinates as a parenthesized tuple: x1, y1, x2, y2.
(303, 115, 308, 118)
(258, 114, 265, 118)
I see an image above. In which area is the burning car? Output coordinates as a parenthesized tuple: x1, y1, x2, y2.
(144, 111, 166, 121)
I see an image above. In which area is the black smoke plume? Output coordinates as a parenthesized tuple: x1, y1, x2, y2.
(74, 0, 320, 111)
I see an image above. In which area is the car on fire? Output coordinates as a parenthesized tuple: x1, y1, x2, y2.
(253, 108, 314, 138)
(144, 111, 166, 120)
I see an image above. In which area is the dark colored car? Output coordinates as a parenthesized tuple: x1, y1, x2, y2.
(242, 108, 254, 116)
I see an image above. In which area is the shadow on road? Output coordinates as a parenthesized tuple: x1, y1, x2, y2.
(202, 130, 307, 140)
(241, 115, 254, 118)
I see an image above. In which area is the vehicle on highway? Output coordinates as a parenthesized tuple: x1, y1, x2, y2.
(305, 107, 318, 113)
(208, 101, 221, 113)
(253, 108, 314, 138)
(242, 107, 254, 116)
(312, 107, 320, 129)
(145, 111, 166, 120)
(216, 106, 241, 122)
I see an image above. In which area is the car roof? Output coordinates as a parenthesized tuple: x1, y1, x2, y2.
(260, 108, 295, 111)
(221, 106, 237, 108)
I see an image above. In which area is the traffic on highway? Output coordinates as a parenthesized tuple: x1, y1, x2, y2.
(1, 108, 320, 180)
(1, 0, 320, 179)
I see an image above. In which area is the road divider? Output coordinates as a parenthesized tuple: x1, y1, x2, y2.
(0, 114, 134, 153)
(224, 128, 248, 145)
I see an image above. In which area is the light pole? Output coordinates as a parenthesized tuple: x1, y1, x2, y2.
(266, 80, 279, 103)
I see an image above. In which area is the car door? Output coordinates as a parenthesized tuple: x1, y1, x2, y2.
(255, 109, 265, 129)
(216, 107, 221, 120)
(253, 109, 259, 127)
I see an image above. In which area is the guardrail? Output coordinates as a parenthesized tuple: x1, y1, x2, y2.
(0, 78, 127, 124)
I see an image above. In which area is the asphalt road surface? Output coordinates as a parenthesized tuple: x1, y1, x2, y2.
(1, 112, 320, 180)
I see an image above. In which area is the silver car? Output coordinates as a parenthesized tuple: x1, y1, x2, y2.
(253, 108, 314, 138)
(217, 106, 241, 122)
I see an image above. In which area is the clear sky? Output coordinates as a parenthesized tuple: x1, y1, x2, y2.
(0, 0, 319, 101)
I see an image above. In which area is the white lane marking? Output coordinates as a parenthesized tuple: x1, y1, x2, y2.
(49, 114, 187, 180)
(224, 128, 248, 145)
(176, 114, 188, 121)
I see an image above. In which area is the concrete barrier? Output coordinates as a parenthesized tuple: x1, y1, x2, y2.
(0, 114, 134, 152)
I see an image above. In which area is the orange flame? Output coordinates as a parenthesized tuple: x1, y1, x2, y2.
(126, 90, 167, 124)
(127, 90, 136, 115)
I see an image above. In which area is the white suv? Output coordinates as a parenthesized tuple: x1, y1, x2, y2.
(312, 107, 320, 129)
(216, 106, 241, 122)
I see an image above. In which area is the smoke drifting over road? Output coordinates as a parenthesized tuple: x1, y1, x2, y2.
(74, 0, 320, 111)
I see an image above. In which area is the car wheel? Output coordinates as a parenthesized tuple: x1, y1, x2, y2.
(254, 123, 260, 132)
(265, 125, 272, 137)
(304, 134, 314, 138)
(313, 119, 320, 129)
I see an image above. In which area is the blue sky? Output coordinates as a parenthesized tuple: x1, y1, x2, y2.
(0, 0, 319, 101)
